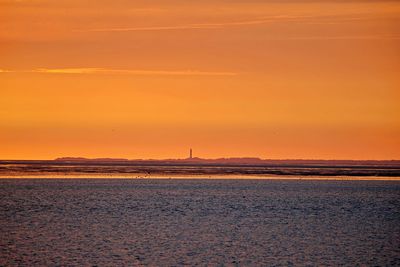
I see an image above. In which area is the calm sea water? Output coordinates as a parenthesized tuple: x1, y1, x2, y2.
(1, 179, 399, 266)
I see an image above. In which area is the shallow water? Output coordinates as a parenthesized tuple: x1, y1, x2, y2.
(1, 179, 399, 266)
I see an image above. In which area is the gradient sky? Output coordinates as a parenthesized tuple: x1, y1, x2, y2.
(1, 0, 399, 160)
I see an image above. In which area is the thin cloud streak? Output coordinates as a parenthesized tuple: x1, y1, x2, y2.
(76, 13, 400, 36)
(264, 34, 400, 40)
(77, 16, 304, 33)
(78, 17, 400, 40)
(0, 68, 238, 76)
(78, 25, 222, 33)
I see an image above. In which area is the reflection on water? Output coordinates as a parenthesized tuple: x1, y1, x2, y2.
(1, 179, 399, 266)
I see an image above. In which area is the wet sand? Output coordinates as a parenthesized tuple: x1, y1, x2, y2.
(1, 161, 400, 180)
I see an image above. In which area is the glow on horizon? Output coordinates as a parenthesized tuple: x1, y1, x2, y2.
(0, 0, 399, 160)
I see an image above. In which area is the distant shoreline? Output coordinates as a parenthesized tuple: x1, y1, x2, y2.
(54, 157, 400, 166)
(2, 158, 400, 167)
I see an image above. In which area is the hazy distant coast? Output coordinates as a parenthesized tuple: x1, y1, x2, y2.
(54, 157, 400, 167)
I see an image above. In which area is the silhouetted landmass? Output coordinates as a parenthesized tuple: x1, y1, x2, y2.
(56, 157, 129, 162)
(53, 156, 400, 167)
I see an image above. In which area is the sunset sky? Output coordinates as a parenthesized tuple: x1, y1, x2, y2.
(1, 0, 399, 160)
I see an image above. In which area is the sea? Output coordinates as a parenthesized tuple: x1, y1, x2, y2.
(1, 178, 399, 266)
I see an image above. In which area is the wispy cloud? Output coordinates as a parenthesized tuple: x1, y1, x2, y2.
(76, 15, 400, 40)
(76, 13, 400, 34)
(77, 16, 303, 33)
(268, 34, 400, 40)
(76, 16, 289, 32)
(78, 25, 221, 33)
(0, 68, 238, 76)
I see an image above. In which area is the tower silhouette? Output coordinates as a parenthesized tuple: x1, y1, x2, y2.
(190, 148, 193, 159)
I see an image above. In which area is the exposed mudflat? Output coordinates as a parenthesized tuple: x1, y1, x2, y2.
(1, 179, 399, 266)
(1, 161, 400, 179)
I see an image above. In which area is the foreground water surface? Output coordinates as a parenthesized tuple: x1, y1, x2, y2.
(1, 179, 399, 266)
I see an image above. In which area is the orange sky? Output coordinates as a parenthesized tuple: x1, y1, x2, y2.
(1, 0, 399, 160)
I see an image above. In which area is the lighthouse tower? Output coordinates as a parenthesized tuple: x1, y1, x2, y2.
(189, 148, 193, 159)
